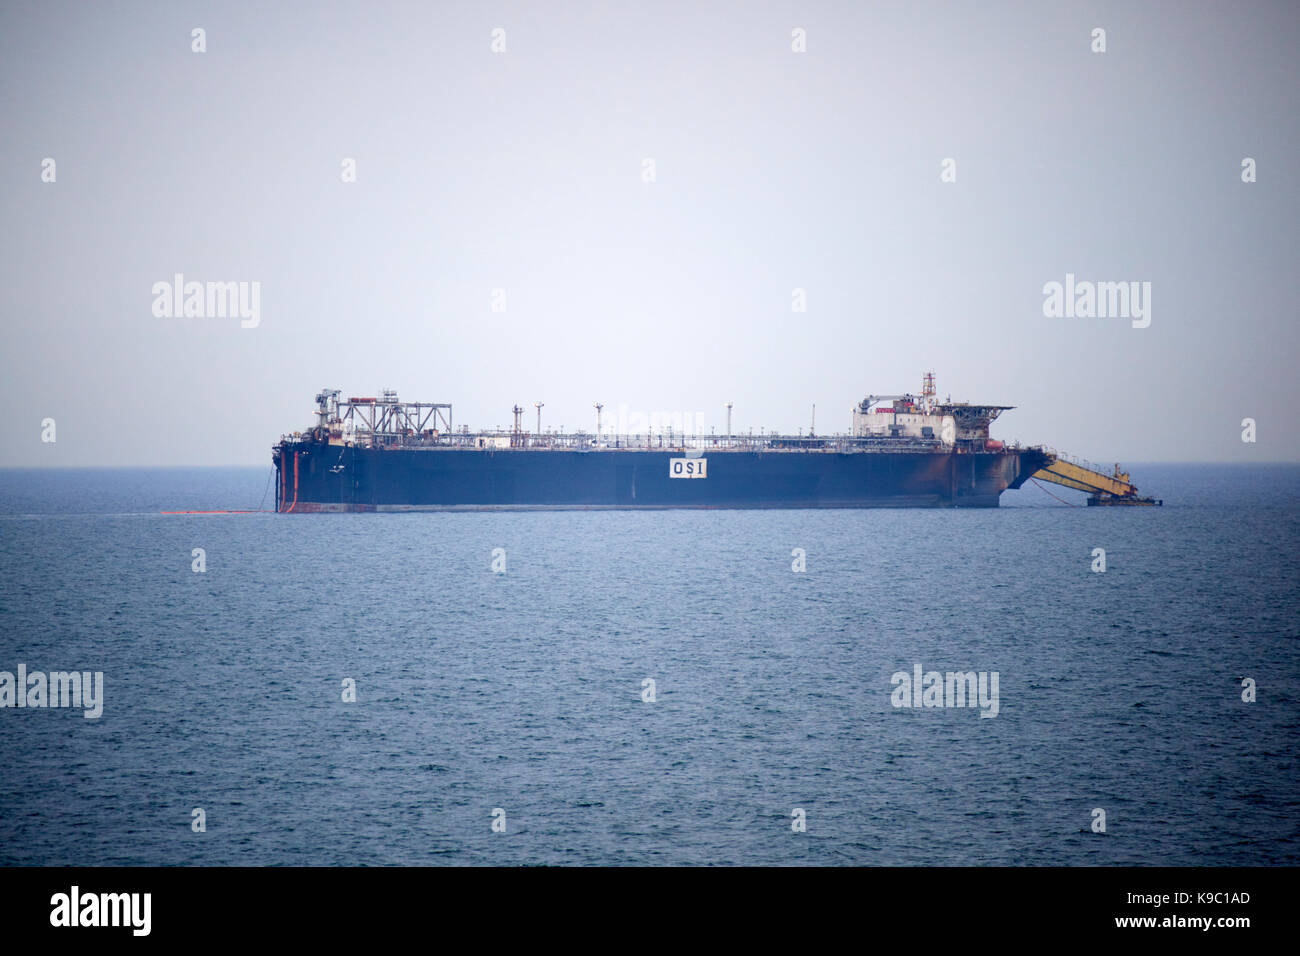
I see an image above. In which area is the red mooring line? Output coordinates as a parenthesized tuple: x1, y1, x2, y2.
(1031, 477, 1082, 507)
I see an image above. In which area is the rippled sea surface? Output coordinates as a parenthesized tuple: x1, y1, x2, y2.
(0, 464, 1296, 865)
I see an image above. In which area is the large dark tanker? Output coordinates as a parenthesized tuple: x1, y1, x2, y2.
(272, 375, 1158, 512)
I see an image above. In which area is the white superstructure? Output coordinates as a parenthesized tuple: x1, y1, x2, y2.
(850, 374, 1010, 447)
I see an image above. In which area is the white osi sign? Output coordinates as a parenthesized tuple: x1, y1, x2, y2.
(669, 458, 708, 478)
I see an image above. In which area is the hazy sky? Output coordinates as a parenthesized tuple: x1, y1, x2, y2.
(2, 0, 1297, 466)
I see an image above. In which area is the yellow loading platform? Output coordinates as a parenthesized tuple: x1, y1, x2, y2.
(1032, 453, 1162, 506)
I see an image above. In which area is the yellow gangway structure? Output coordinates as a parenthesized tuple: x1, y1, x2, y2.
(1032, 452, 1162, 506)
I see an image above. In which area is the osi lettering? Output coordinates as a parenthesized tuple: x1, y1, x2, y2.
(669, 458, 707, 479)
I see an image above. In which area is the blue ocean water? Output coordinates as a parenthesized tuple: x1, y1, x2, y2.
(0, 464, 1296, 865)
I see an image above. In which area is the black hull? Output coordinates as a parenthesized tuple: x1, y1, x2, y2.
(273, 442, 1049, 512)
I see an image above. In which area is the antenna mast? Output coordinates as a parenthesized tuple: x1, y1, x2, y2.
(922, 372, 937, 415)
